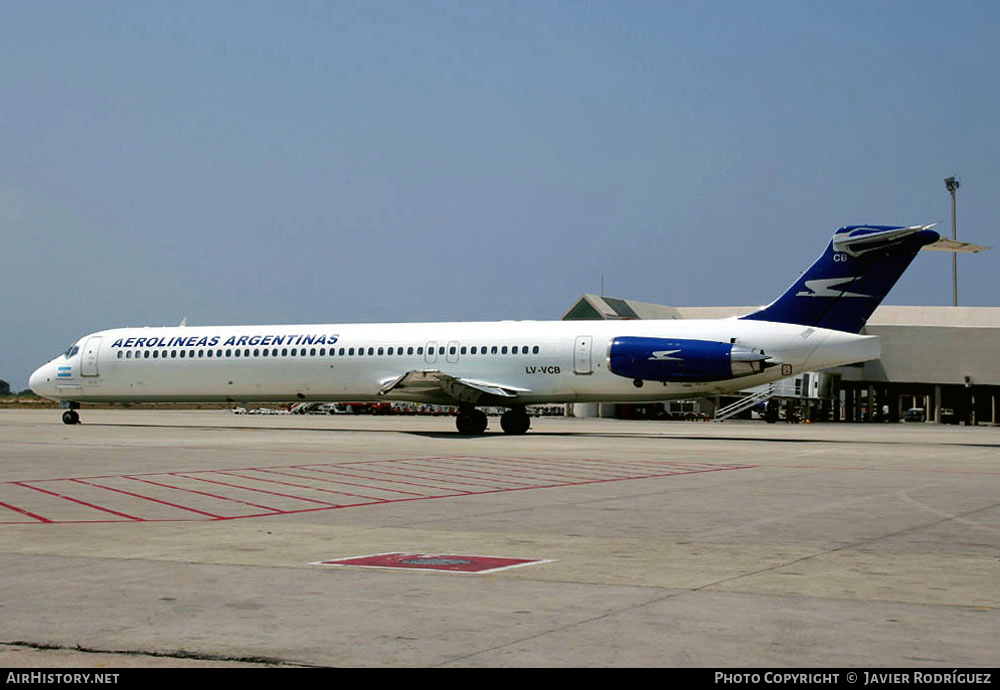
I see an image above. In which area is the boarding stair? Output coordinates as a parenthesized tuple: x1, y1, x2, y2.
(713, 384, 774, 422)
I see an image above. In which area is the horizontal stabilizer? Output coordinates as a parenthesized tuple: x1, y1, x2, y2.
(922, 237, 989, 254)
(832, 224, 938, 256)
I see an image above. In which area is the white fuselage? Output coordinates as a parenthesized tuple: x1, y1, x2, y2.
(29, 318, 879, 405)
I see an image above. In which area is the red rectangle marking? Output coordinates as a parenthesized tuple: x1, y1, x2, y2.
(312, 552, 552, 574)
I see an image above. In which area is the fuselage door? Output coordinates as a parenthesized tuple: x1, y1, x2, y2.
(424, 341, 438, 364)
(573, 335, 593, 375)
(81, 336, 102, 377)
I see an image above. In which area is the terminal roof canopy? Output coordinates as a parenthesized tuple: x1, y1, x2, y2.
(562, 294, 680, 321)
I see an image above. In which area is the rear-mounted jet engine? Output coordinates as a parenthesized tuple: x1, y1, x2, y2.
(608, 337, 770, 383)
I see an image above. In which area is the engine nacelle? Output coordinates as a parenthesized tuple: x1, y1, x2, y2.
(608, 337, 769, 382)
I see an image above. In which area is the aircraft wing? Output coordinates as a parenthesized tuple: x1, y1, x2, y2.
(378, 369, 530, 405)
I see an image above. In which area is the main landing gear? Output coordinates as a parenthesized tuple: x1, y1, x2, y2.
(454, 406, 531, 435)
(455, 407, 488, 435)
(500, 406, 530, 435)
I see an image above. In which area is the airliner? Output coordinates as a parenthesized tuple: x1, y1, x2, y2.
(29, 224, 982, 434)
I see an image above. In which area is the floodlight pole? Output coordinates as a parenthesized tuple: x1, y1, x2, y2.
(944, 176, 960, 306)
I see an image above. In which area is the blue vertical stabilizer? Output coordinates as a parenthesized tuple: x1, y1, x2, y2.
(740, 225, 940, 333)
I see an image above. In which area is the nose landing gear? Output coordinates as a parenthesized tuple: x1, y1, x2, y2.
(61, 408, 80, 425)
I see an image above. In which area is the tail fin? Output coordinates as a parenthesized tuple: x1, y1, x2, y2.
(740, 225, 940, 333)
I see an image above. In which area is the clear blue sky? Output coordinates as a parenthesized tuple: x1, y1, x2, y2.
(2, 1, 998, 390)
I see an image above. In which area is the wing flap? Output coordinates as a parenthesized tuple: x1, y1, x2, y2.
(379, 369, 529, 405)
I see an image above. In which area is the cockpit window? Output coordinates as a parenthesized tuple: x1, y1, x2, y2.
(63, 345, 80, 359)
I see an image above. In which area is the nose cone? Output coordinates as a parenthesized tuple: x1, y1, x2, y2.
(29, 362, 54, 399)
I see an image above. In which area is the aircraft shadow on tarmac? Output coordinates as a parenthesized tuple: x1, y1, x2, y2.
(83, 421, 1000, 448)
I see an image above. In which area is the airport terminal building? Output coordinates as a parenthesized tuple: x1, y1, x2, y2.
(563, 294, 1000, 425)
